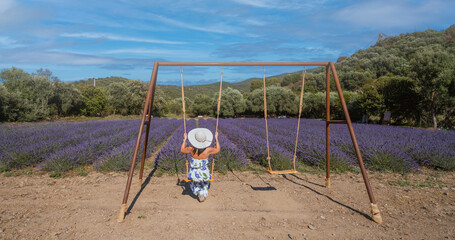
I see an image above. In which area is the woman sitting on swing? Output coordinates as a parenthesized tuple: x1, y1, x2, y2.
(181, 128, 220, 202)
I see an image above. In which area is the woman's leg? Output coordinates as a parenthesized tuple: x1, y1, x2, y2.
(190, 182, 210, 199)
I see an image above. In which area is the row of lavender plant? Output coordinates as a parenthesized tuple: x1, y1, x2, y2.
(226, 118, 344, 170)
(40, 118, 180, 173)
(217, 119, 294, 170)
(93, 118, 181, 171)
(153, 119, 197, 173)
(0, 120, 138, 170)
(245, 118, 452, 172)
(244, 118, 419, 172)
(265, 118, 365, 171)
(198, 119, 249, 172)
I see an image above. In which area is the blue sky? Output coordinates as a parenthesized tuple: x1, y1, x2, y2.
(0, 0, 453, 85)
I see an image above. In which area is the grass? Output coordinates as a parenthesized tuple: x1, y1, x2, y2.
(3, 168, 34, 177)
(387, 170, 453, 189)
(366, 152, 411, 173)
(241, 163, 268, 174)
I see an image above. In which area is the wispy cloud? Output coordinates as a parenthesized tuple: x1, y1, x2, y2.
(61, 32, 185, 44)
(332, 0, 454, 30)
(0, 0, 47, 28)
(0, 48, 165, 67)
(232, 0, 328, 10)
(0, 35, 25, 48)
(150, 14, 239, 34)
(103, 48, 209, 58)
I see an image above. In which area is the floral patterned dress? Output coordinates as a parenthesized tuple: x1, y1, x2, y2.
(188, 157, 211, 198)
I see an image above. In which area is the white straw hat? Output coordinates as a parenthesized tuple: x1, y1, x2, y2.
(188, 128, 213, 149)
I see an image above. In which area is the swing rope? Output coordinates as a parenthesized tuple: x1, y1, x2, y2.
(212, 66, 223, 176)
(181, 66, 223, 182)
(180, 66, 190, 182)
(292, 67, 306, 170)
(264, 66, 306, 175)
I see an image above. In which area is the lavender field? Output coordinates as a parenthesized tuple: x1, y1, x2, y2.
(1, 118, 454, 174)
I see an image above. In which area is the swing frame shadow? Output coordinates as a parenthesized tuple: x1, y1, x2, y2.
(116, 61, 382, 224)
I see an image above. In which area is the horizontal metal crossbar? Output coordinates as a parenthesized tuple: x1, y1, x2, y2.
(327, 120, 348, 124)
(158, 62, 329, 67)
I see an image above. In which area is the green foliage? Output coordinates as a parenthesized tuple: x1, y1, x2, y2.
(409, 47, 455, 128)
(167, 97, 192, 115)
(358, 85, 385, 117)
(107, 82, 130, 115)
(376, 75, 419, 125)
(190, 94, 214, 116)
(0, 67, 63, 121)
(124, 80, 148, 115)
(0, 84, 10, 121)
(80, 86, 108, 116)
(214, 87, 246, 117)
(281, 72, 302, 86)
(248, 86, 298, 116)
(250, 79, 263, 92)
(250, 78, 281, 92)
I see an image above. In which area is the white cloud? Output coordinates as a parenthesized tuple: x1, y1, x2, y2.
(332, 0, 452, 30)
(0, 36, 16, 46)
(61, 32, 185, 45)
(232, 0, 327, 10)
(0, 0, 47, 28)
(0, 0, 14, 14)
(151, 14, 238, 34)
(0, 50, 114, 65)
(103, 48, 208, 57)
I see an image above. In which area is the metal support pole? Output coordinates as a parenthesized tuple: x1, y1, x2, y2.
(329, 61, 382, 224)
(117, 61, 159, 223)
(138, 94, 153, 188)
(325, 66, 331, 188)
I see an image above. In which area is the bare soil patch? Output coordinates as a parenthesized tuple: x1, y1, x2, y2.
(0, 168, 454, 239)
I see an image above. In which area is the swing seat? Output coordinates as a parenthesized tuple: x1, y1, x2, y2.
(184, 177, 214, 182)
(267, 170, 298, 175)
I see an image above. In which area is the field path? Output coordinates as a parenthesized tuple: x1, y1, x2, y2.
(0, 168, 454, 239)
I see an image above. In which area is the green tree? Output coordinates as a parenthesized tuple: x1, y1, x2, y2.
(190, 94, 214, 116)
(0, 84, 10, 121)
(125, 80, 148, 115)
(0, 67, 56, 121)
(376, 75, 419, 125)
(214, 87, 246, 117)
(247, 86, 298, 117)
(167, 97, 192, 115)
(358, 84, 385, 117)
(281, 72, 301, 86)
(250, 79, 263, 92)
(301, 92, 326, 119)
(49, 79, 83, 117)
(80, 86, 107, 116)
(250, 78, 281, 92)
(107, 82, 130, 115)
(410, 47, 454, 128)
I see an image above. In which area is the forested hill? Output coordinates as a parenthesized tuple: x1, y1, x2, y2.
(304, 25, 455, 92)
(71, 73, 290, 100)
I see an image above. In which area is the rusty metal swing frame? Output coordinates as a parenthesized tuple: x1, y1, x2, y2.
(116, 61, 383, 224)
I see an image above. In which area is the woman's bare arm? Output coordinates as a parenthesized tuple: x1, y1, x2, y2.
(208, 131, 220, 154)
(180, 133, 192, 154)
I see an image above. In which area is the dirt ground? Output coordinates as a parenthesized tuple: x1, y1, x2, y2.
(0, 167, 454, 240)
